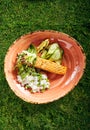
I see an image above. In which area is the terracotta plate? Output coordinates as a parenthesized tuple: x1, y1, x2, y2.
(4, 30, 86, 104)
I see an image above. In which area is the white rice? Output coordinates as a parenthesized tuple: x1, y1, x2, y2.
(17, 73, 50, 93)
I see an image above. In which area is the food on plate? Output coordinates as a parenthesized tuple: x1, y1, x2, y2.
(15, 44, 50, 93)
(17, 66, 50, 93)
(37, 39, 64, 64)
(15, 39, 67, 93)
(35, 56, 67, 75)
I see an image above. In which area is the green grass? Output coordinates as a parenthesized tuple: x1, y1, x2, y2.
(0, 0, 90, 130)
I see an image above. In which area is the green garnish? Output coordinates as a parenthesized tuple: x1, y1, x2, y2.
(37, 39, 49, 53)
(37, 39, 64, 64)
(27, 44, 36, 54)
(16, 44, 37, 68)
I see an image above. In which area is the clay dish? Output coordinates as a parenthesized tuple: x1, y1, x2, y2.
(4, 30, 86, 104)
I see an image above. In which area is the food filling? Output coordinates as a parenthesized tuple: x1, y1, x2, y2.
(15, 39, 65, 93)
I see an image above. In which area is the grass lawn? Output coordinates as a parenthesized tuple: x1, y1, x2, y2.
(0, 0, 90, 130)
